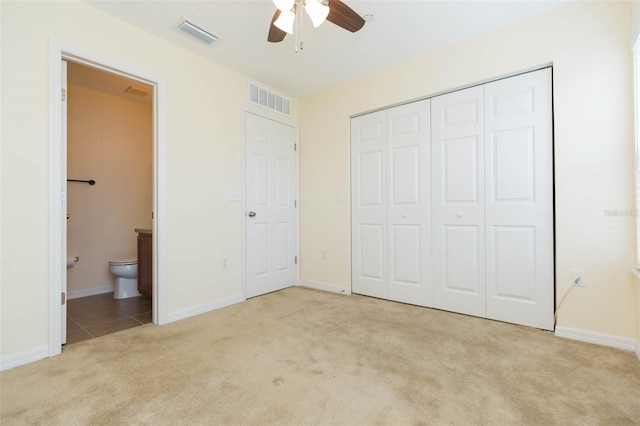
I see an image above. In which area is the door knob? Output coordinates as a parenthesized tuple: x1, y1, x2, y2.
(457, 212, 463, 218)
(248, 211, 256, 217)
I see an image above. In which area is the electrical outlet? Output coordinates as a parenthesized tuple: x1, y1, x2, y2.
(221, 257, 229, 269)
(322, 249, 328, 260)
(573, 269, 586, 286)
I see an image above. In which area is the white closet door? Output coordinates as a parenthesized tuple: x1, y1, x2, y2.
(351, 111, 388, 299)
(387, 100, 431, 306)
(484, 69, 554, 330)
(431, 86, 486, 317)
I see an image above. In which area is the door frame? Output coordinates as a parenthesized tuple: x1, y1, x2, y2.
(241, 107, 300, 301)
(48, 39, 168, 357)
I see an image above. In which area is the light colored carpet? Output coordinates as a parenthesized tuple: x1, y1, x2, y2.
(1, 287, 639, 425)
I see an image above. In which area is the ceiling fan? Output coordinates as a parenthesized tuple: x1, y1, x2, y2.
(267, 0, 365, 43)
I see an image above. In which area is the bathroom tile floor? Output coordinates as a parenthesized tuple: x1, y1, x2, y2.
(65, 292, 152, 344)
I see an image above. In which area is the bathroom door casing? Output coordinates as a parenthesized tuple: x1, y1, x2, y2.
(61, 59, 68, 345)
(245, 112, 297, 298)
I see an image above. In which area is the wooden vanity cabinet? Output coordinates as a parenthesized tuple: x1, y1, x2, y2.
(137, 231, 152, 300)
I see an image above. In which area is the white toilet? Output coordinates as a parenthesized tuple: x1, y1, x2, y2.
(108, 256, 140, 299)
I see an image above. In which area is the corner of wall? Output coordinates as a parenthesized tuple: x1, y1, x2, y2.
(631, 0, 640, 47)
(298, 280, 352, 295)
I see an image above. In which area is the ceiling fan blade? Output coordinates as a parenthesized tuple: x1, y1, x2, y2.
(326, 0, 365, 33)
(268, 10, 287, 42)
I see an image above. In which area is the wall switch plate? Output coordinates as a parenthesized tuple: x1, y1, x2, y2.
(221, 257, 229, 269)
(573, 269, 586, 286)
(229, 190, 240, 201)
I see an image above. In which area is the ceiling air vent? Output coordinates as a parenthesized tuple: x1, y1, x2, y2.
(249, 83, 291, 116)
(177, 19, 219, 45)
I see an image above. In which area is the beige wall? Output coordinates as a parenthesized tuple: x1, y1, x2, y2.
(66, 83, 153, 297)
(300, 1, 637, 340)
(0, 0, 298, 357)
(632, 0, 640, 46)
(632, 0, 640, 348)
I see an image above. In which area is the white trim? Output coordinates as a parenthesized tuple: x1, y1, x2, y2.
(48, 40, 64, 358)
(294, 120, 300, 288)
(48, 39, 169, 361)
(241, 105, 301, 300)
(153, 63, 169, 326)
(167, 295, 243, 323)
(298, 280, 352, 295)
(67, 286, 113, 300)
(555, 326, 637, 352)
(1, 346, 48, 371)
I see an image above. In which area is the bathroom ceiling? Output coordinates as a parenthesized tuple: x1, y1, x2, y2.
(85, 0, 568, 98)
(67, 61, 153, 104)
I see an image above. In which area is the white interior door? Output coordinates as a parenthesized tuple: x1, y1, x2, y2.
(484, 68, 554, 330)
(351, 110, 388, 299)
(431, 86, 486, 317)
(61, 59, 68, 345)
(387, 100, 431, 306)
(246, 112, 297, 298)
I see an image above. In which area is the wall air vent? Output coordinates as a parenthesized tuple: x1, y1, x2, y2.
(177, 19, 219, 45)
(124, 86, 151, 97)
(249, 83, 291, 116)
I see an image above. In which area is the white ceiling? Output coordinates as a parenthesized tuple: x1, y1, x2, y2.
(85, 0, 567, 98)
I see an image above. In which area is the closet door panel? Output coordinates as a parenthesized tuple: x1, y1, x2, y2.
(432, 86, 486, 317)
(391, 224, 421, 285)
(387, 100, 431, 306)
(485, 68, 554, 330)
(352, 111, 388, 299)
(491, 226, 536, 300)
(443, 225, 481, 294)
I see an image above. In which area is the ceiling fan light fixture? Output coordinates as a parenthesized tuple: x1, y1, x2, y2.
(273, 0, 295, 12)
(304, 0, 329, 28)
(274, 8, 295, 34)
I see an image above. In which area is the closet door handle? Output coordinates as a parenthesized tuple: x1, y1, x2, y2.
(248, 211, 256, 217)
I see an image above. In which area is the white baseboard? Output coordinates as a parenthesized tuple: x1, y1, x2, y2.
(298, 280, 351, 295)
(1, 345, 48, 371)
(555, 326, 637, 353)
(67, 285, 113, 300)
(167, 294, 243, 323)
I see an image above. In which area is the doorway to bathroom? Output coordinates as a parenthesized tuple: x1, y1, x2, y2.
(64, 61, 153, 343)
(49, 40, 168, 358)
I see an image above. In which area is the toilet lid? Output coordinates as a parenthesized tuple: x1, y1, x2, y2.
(110, 256, 137, 265)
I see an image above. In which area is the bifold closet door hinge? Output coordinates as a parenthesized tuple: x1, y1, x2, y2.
(61, 292, 66, 305)
(62, 88, 66, 101)
(295, 256, 298, 265)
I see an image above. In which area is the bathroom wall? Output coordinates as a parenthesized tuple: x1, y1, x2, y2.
(66, 81, 153, 298)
